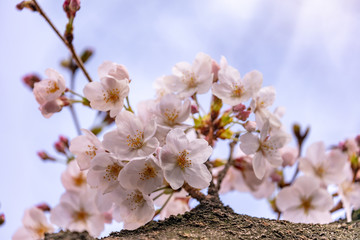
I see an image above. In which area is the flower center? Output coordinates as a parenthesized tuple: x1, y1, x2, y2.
(183, 72, 197, 89)
(46, 81, 59, 94)
(85, 145, 98, 160)
(104, 163, 122, 182)
(34, 225, 49, 238)
(73, 209, 89, 223)
(231, 84, 244, 97)
(315, 166, 325, 177)
(300, 197, 313, 215)
(103, 88, 120, 104)
(177, 150, 191, 170)
(127, 190, 145, 211)
(139, 163, 158, 180)
(164, 108, 179, 124)
(72, 172, 87, 187)
(126, 130, 144, 149)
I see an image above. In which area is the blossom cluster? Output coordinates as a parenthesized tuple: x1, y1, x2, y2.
(16, 51, 360, 239)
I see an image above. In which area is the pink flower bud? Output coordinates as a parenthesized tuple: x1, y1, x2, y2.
(36, 203, 51, 212)
(22, 74, 40, 89)
(236, 110, 251, 121)
(244, 121, 256, 132)
(211, 59, 220, 82)
(0, 213, 4, 226)
(59, 135, 69, 148)
(232, 103, 246, 112)
(63, 0, 81, 18)
(191, 104, 199, 114)
(54, 141, 66, 154)
(37, 151, 56, 161)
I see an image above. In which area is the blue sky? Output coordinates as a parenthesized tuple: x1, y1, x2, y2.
(1, 0, 360, 239)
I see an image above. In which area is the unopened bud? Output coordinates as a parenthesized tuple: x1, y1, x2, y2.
(270, 171, 282, 183)
(63, 0, 80, 18)
(36, 203, 51, 212)
(0, 213, 4, 226)
(80, 48, 94, 64)
(191, 104, 199, 114)
(16, 1, 37, 11)
(54, 141, 66, 154)
(59, 135, 69, 148)
(22, 74, 40, 89)
(232, 104, 246, 112)
(244, 121, 256, 132)
(211, 59, 220, 82)
(37, 151, 55, 161)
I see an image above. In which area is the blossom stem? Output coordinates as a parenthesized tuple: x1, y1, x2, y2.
(215, 137, 237, 192)
(152, 192, 165, 201)
(152, 186, 171, 193)
(66, 89, 85, 99)
(125, 96, 134, 113)
(153, 192, 174, 218)
(32, 0, 93, 83)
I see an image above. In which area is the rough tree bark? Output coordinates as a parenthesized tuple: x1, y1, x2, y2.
(45, 196, 360, 240)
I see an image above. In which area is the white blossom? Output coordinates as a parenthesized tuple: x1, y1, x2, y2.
(83, 75, 129, 118)
(240, 121, 289, 179)
(98, 61, 129, 81)
(61, 160, 88, 192)
(13, 207, 54, 240)
(299, 141, 348, 186)
(50, 190, 105, 237)
(212, 56, 262, 106)
(69, 129, 105, 170)
(163, 52, 213, 98)
(159, 128, 213, 190)
(276, 176, 333, 224)
(109, 186, 155, 230)
(87, 152, 125, 194)
(103, 110, 159, 160)
(119, 155, 164, 194)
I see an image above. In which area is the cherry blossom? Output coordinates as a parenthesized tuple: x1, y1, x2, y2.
(50, 190, 105, 237)
(159, 128, 213, 190)
(69, 129, 105, 170)
(240, 121, 289, 179)
(83, 75, 130, 118)
(212, 56, 262, 106)
(119, 155, 163, 194)
(109, 186, 155, 230)
(61, 160, 88, 192)
(33, 68, 66, 105)
(299, 141, 348, 186)
(102, 110, 159, 160)
(87, 152, 125, 194)
(98, 61, 129, 81)
(153, 93, 191, 128)
(276, 176, 333, 224)
(163, 52, 213, 98)
(13, 207, 54, 240)
(250, 86, 281, 128)
(339, 178, 360, 222)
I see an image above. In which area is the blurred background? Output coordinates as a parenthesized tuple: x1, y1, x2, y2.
(1, 0, 360, 238)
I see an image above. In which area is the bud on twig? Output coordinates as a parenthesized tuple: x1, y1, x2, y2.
(37, 151, 56, 161)
(63, 0, 81, 19)
(22, 74, 40, 89)
(0, 213, 4, 226)
(16, 1, 37, 11)
(36, 203, 51, 212)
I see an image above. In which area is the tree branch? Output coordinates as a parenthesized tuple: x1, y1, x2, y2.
(182, 182, 206, 203)
(32, 0, 93, 83)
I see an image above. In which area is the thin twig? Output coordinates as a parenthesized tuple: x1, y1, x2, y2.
(32, 0, 93, 83)
(69, 73, 81, 135)
(215, 136, 238, 192)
